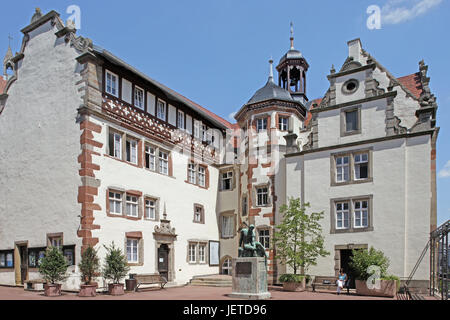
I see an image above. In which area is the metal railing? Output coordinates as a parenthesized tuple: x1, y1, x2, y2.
(430, 220, 449, 300)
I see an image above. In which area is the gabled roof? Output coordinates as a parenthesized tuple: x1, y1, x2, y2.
(397, 73, 423, 99)
(304, 98, 322, 127)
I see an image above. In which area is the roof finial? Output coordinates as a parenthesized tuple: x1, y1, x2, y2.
(268, 57, 274, 83)
(290, 22, 294, 50)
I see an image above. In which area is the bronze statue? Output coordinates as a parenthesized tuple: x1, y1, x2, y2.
(238, 224, 268, 259)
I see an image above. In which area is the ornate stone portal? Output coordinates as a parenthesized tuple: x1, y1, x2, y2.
(153, 205, 177, 282)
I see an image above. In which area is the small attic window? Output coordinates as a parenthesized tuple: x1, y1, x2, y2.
(342, 79, 359, 94)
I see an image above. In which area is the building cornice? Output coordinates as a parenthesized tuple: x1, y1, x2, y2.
(327, 63, 376, 79)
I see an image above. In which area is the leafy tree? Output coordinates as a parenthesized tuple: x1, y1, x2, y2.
(78, 246, 100, 285)
(102, 242, 130, 284)
(38, 246, 69, 284)
(349, 247, 390, 281)
(274, 198, 329, 275)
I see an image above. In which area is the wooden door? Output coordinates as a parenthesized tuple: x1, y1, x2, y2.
(158, 244, 169, 281)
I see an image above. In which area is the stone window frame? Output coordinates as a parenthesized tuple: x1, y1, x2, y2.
(330, 195, 374, 234)
(186, 240, 209, 265)
(253, 183, 271, 207)
(330, 147, 373, 186)
(106, 126, 142, 168)
(193, 203, 205, 224)
(340, 105, 362, 137)
(256, 226, 271, 250)
(106, 187, 143, 221)
(144, 195, 160, 221)
(256, 117, 268, 132)
(124, 232, 144, 266)
(219, 168, 236, 192)
(219, 210, 236, 239)
(185, 161, 210, 189)
(144, 142, 173, 177)
(341, 79, 360, 95)
(46, 232, 64, 249)
(278, 115, 289, 132)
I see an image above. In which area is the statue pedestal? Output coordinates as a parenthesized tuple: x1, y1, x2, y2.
(227, 257, 271, 300)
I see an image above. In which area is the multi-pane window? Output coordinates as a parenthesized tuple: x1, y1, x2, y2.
(345, 110, 358, 132)
(279, 117, 289, 131)
(194, 120, 201, 139)
(126, 239, 138, 263)
(126, 195, 139, 217)
(0, 251, 14, 268)
(194, 205, 203, 223)
(134, 86, 144, 109)
(198, 244, 206, 263)
(198, 166, 206, 187)
(257, 187, 269, 206)
(50, 237, 62, 250)
(354, 200, 369, 228)
(256, 118, 267, 132)
(159, 150, 169, 175)
(145, 145, 156, 171)
(221, 258, 232, 275)
(177, 110, 185, 129)
(221, 171, 233, 191)
(336, 156, 350, 182)
(188, 244, 196, 263)
(188, 163, 197, 184)
(157, 100, 166, 120)
(106, 71, 118, 97)
(354, 153, 369, 180)
(145, 199, 156, 220)
(221, 215, 234, 238)
(126, 138, 138, 164)
(109, 132, 122, 159)
(109, 191, 122, 215)
(336, 202, 350, 229)
(259, 229, 270, 249)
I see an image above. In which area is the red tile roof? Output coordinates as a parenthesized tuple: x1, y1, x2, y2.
(397, 73, 423, 99)
(304, 98, 322, 127)
(0, 76, 6, 93)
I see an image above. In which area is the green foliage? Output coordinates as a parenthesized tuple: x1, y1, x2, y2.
(78, 246, 100, 285)
(273, 198, 329, 275)
(349, 247, 390, 281)
(38, 246, 69, 284)
(102, 242, 130, 284)
(279, 274, 308, 283)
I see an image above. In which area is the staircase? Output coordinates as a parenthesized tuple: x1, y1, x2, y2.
(189, 274, 232, 287)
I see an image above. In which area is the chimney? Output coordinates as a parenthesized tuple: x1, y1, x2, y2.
(347, 38, 362, 63)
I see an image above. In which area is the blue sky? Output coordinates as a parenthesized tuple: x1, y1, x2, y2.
(1, 0, 449, 225)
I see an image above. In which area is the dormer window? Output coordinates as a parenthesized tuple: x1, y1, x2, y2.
(105, 70, 118, 97)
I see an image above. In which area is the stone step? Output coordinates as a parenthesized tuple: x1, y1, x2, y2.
(189, 275, 232, 287)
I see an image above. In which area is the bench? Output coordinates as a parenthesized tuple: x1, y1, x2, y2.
(134, 274, 167, 291)
(312, 276, 351, 294)
(24, 279, 46, 291)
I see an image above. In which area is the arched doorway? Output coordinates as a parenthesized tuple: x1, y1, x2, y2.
(220, 256, 232, 275)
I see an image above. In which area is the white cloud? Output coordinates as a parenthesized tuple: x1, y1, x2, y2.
(438, 160, 450, 178)
(228, 111, 237, 121)
(381, 0, 442, 25)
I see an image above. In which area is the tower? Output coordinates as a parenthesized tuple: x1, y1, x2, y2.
(276, 23, 309, 105)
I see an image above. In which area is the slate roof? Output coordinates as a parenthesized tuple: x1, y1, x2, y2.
(279, 48, 303, 64)
(246, 79, 294, 106)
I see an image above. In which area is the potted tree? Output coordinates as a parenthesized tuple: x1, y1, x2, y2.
(78, 246, 100, 297)
(38, 246, 69, 297)
(102, 242, 130, 296)
(350, 247, 400, 298)
(274, 198, 329, 292)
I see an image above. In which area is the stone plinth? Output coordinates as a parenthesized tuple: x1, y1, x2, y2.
(228, 257, 271, 300)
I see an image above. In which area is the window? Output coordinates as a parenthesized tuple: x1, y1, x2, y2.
(221, 171, 233, 191)
(198, 244, 206, 263)
(188, 244, 196, 263)
(242, 196, 248, 216)
(177, 110, 185, 129)
(198, 166, 206, 187)
(126, 138, 138, 164)
(105, 70, 118, 97)
(342, 79, 359, 94)
(201, 124, 207, 142)
(134, 86, 144, 109)
(157, 100, 166, 121)
(336, 156, 349, 182)
(259, 229, 270, 249)
(345, 110, 358, 132)
(194, 205, 204, 224)
(126, 195, 139, 217)
(63, 246, 75, 266)
(109, 131, 122, 159)
(354, 200, 369, 228)
(145, 199, 156, 220)
(194, 120, 201, 139)
(221, 215, 234, 238)
(336, 202, 350, 229)
(256, 118, 267, 132)
(188, 163, 197, 184)
(0, 250, 14, 268)
(354, 153, 369, 180)
(145, 145, 156, 171)
(159, 150, 169, 175)
(279, 117, 289, 131)
(109, 191, 122, 215)
(257, 187, 269, 206)
(50, 237, 62, 250)
(221, 258, 232, 275)
(126, 239, 138, 263)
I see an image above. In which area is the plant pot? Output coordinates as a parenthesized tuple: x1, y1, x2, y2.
(355, 279, 397, 298)
(108, 283, 125, 296)
(44, 283, 62, 297)
(282, 278, 306, 292)
(78, 284, 98, 297)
